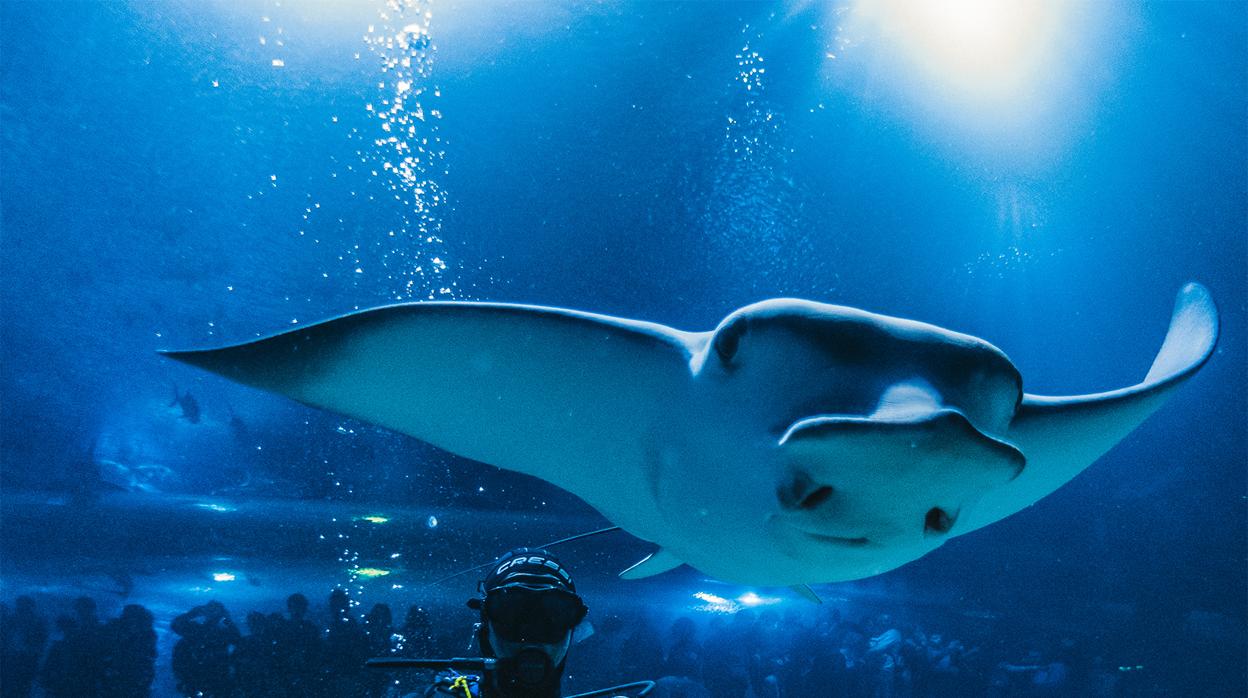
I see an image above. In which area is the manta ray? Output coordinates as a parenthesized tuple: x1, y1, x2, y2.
(164, 283, 1217, 588)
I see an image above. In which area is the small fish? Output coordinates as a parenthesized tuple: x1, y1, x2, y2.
(169, 385, 201, 424)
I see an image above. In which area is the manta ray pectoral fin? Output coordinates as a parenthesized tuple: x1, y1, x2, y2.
(163, 301, 701, 528)
(790, 585, 823, 604)
(960, 283, 1219, 533)
(619, 548, 684, 580)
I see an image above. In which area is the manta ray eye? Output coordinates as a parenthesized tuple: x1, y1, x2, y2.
(714, 319, 745, 364)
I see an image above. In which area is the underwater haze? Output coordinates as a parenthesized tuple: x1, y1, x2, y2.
(2, 1, 1245, 696)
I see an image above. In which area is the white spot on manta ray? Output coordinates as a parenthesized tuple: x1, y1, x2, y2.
(163, 284, 1218, 587)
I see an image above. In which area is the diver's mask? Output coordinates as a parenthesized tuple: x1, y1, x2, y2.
(473, 584, 587, 697)
(485, 586, 587, 644)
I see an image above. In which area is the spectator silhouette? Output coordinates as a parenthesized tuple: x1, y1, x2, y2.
(660, 616, 702, 679)
(41, 597, 105, 697)
(74, 597, 105, 678)
(702, 612, 751, 698)
(377, 605, 438, 698)
(101, 604, 156, 697)
(362, 603, 395, 697)
(748, 609, 786, 698)
(274, 592, 321, 697)
(171, 600, 240, 697)
(363, 603, 395, 657)
(1, 597, 48, 698)
(798, 625, 849, 698)
(323, 589, 369, 697)
(399, 605, 433, 657)
(233, 611, 279, 697)
(41, 616, 82, 698)
(618, 612, 663, 681)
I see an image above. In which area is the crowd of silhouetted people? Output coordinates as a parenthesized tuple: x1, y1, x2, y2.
(2, 596, 156, 697)
(563, 607, 1124, 698)
(0, 591, 1158, 697)
(162, 589, 435, 698)
(0, 591, 436, 698)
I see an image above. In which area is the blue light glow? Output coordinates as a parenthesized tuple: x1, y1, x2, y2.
(849, 0, 1072, 103)
(692, 591, 739, 614)
(826, 0, 1120, 161)
(737, 592, 782, 608)
(195, 502, 236, 513)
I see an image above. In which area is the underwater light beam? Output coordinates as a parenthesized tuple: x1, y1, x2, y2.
(737, 591, 782, 608)
(851, 0, 1070, 102)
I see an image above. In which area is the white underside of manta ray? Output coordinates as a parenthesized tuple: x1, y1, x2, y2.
(164, 283, 1218, 588)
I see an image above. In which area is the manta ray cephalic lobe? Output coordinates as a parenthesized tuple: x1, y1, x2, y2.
(164, 283, 1218, 588)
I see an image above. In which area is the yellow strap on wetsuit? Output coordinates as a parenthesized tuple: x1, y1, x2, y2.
(450, 675, 473, 698)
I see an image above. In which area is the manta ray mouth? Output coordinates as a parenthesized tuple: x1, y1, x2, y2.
(801, 531, 870, 547)
(766, 515, 872, 551)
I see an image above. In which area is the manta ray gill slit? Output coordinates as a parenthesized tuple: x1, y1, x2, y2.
(776, 471, 835, 512)
(800, 485, 835, 510)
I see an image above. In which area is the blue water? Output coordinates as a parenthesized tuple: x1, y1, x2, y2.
(2, 1, 1244, 696)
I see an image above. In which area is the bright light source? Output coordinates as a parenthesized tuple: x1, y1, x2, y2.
(694, 591, 729, 605)
(196, 502, 236, 513)
(355, 515, 389, 524)
(850, 0, 1069, 102)
(737, 592, 782, 608)
(692, 591, 739, 614)
(212, 572, 237, 582)
(354, 567, 392, 578)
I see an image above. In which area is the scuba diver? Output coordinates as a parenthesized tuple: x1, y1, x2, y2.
(427, 547, 589, 698)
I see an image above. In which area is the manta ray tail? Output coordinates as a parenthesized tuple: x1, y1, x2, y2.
(962, 283, 1218, 532)
(619, 548, 684, 580)
(426, 526, 623, 588)
(790, 585, 823, 604)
